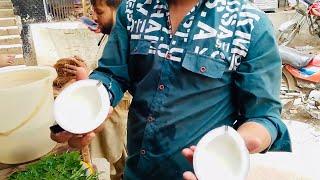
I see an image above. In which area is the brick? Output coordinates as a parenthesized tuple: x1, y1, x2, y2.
(0, 17, 16, 26)
(0, 44, 23, 54)
(0, 9, 14, 18)
(0, 35, 21, 45)
(0, 1, 13, 9)
(0, 26, 19, 35)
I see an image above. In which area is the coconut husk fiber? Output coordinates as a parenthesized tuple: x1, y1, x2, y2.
(53, 57, 86, 90)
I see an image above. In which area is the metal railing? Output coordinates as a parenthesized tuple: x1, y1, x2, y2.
(43, 0, 88, 21)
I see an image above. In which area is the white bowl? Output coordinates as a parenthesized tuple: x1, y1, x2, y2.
(54, 79, 110, 134)
(193, 126, 250, 180)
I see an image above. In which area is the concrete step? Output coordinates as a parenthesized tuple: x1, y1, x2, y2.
(14, 54, 25, 65)
(0, 35, 21, 45)
(0, 17, 16, 26)
(0, 1, 12, 9)
(0, 44, 23, 54)
(0, 9, 14, 18)
(0, 26, 19, 36)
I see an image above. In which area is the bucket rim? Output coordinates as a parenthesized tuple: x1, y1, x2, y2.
(0, 66, 57, 91)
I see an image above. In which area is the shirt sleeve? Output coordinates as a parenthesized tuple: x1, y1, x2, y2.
(89, 2, 130, 107)
(234, 12, 291, 152)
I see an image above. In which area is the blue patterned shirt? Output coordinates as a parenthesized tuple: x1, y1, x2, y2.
(90, 0, 292, 179)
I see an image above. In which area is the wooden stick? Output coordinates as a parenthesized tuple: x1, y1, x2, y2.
(81, 145, 92, 166)
(82, 0, 87, 16)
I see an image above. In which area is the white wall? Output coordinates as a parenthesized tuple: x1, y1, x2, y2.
(30, 21, 102, 69)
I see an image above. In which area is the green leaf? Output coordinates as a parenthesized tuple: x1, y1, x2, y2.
(9, 152, 98, 180)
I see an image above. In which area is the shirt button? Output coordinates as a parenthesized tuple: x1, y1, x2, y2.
(165, 52, 171, 59)
(159, 84, 165, 91)
(200, 66, 207, 73)
(140, 149, 146, 155)
(147, 115, 155, 122)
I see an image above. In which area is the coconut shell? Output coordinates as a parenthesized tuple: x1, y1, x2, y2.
(53, 58, 86, 89)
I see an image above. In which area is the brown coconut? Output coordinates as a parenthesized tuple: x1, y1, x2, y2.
(53, 58, 85, 90)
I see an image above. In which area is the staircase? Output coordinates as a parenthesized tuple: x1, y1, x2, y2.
(0, 0, 24, 65)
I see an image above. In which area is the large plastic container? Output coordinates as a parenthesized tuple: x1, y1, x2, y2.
(0, 66, 57, 164)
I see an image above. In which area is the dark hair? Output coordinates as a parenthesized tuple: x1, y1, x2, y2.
(90, 0, 121, 8)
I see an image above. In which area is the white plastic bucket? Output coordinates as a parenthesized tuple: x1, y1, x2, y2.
(0, 66, 57, 164)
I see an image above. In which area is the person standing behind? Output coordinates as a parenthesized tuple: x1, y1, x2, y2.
(51, 1, 131, 179)
(54, 0, 291, 179)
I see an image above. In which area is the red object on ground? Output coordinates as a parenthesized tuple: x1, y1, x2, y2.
(308, 2, 320, 16)
(285, 54, 320, 83)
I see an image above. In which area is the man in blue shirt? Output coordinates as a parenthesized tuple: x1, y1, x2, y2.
(56, 0, 291, 179)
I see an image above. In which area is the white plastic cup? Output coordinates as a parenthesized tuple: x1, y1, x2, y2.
(54, 79, 110, 134)
(193, 126, 250, 180)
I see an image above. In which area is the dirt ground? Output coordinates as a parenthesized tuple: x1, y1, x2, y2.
(281, 46, 320, 130)
(281, 100, 320, 128)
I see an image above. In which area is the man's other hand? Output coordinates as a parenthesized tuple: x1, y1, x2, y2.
(50, 107, 114, 148)
(181, 122, 272, 179)
(182, 146, 197, 180)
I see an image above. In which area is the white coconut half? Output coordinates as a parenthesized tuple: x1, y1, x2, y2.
(54, 80, 110, 134)
(193, 126, 250, 180)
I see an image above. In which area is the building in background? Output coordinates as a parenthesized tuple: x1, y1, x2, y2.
(8, 0, 91, 65)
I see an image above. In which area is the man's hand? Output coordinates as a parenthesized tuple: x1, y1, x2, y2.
(62, 56, 89, 81)
(0, 54, 15, 67)
(50, 107, 114, 149)
(237, 122, 272, 154)
(182, 146, 197, 180)
(183, 171, 198, 180)
(181, 122, 272, 179)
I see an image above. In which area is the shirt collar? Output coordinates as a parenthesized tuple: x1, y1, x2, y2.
(144, 0, 205, 5)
